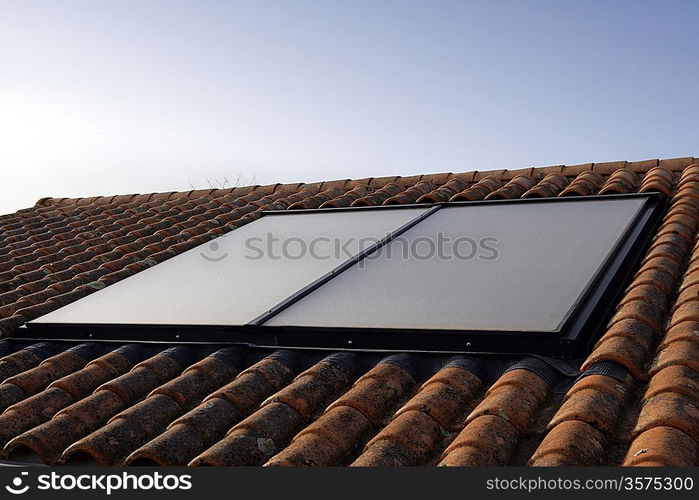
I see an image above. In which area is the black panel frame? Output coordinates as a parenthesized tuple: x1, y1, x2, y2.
(19, 193, 666, 358)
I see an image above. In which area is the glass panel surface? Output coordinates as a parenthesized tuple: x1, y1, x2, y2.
(266, 198, 645, 332)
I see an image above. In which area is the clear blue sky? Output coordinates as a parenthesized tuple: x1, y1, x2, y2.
(1, 0, 697, 214)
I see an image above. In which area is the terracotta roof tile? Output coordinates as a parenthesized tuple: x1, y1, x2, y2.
(546, 374, 633, 435)
(287, 187, 345, 210)
(1, 155, 698, 467)
(633, 391, 699, 443)
(353, 365, 482, 466)
(531, 165, 565, 179)
(598, 169, 641, 195)
(0, 345, 100, 412)
(0, 348, 136, 450)
(529, 420, 607, 466)
(466, 369, 548, 435)
(366, 176, 401, 189)
(439, 414, 520, 466)
(639, 167, 675, 196)
(626, 426, 699, 466)
(592, 160, 629, 176)
(189, 356, 355, 466)
(319, 186, 373, 208)
(264, 361, 416, 466)
(485, 176, 536, 200)
(449, 177, 502, 201)
(350, 183, 403, 207)
(0, 347, 45, 381)
(266, 406, 373, 466)
(658, 157, 696, 171)
(383, 182, 436, 205)
(522, 174, 569, 198)
(627, 159, 660, 172)
(476, 169, 509, 181)
(416, 179, 469, 203)
(124, 356, 296, 466)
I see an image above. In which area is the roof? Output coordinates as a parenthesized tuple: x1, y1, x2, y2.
(0, 155, 698, 467)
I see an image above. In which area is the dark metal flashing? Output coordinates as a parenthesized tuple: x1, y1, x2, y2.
(576, 360, 631, 383)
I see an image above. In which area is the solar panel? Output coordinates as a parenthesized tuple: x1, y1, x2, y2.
(264, 198, 644, 332)
(29, 207, 430, 326)
(25, 194, 664, 357)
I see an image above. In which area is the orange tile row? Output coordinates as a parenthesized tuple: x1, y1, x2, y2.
(3, 346, 191, 464)
(530, 164, 699, 466)
(623, 175, 699, 465)
(190, 356, 357, 466)
(22, 156, 695, 210)
(125, 356, 297, 466)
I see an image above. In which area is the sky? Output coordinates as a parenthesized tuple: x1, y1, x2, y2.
(1, 0, 698, 215)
